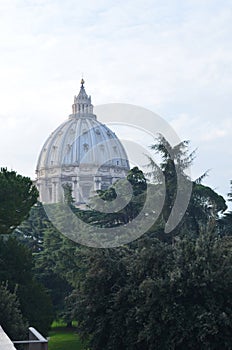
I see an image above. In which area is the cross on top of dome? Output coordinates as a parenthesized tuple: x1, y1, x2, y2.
(72, 78, 94, 117)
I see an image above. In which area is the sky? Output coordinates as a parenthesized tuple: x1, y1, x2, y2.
(0, 0, 232, 207)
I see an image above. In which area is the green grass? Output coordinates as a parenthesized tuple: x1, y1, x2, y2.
(48, 321, 86, 350)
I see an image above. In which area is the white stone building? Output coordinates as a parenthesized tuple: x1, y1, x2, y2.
(36, 80, 130, 204)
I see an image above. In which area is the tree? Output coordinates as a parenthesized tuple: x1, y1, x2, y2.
(0, 168, 53, 336)
(88, 167, 147, 227)
(228, 180, 232, 202)
(34, 226, 73, 321)
(67, 230, 232, 350)
(148, 136, 194, 224)
(0, 168, 38, 234)
(66, 247, 129, 349)
(148, 136, 226, 235)
(218, 180, 232, 236)
(0, 236, 33, 287)
(18, 279, 54, 336)
(184, 183, 227, 234)
(0, 283, 28, 340)
(0, 236, 53, 336)
(62, 183, 75, 206)
(15, 202, 51, 252)
(218, 211, 232, 236)
(11, 140, 230, 348)
(167, 230, 232, 349)
(15, 203, 71, 323)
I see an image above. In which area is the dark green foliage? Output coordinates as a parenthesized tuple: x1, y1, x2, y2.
(96, 187, 117, 201)
(0, 167, 53, 337)
(184, 183, 227, 234)
(0, 236, 33, 285)
(62, 183, 75, 206)
(0, 168, 38, 234)
(15, 202, 50, 252)
(218, 211, 232, 236)
(15, 200, 74, 321)
(149, 136, 195, 224)
(66, 248, 129, 349)
(147, 136, 226, 237)
(68, 232, 232, 350)
(34, 227, 73, 319)
(218, 180, 232, 236)
(135, 231, 232, 350)
(228, 180, 232, 202)
(167, 232, 232, 350)
(9, 139, 231, 349)
(18, 280, 54, 336)
(127, 166, 147, 195)
(88, 167, 147, 227)
(0, 283, 28, 340)
(51, 138, 230, 349)
(0, 237, 53, 336)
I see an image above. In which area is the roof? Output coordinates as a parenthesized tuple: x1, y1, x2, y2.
(36, 81, 129, 172)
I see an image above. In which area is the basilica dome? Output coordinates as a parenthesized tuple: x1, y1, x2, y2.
(36, 80, 130, 204)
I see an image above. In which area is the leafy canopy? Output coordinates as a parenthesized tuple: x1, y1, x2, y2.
(0, 168, 38, 234)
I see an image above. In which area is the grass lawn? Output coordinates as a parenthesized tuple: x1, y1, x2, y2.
(48, 321, 86, 350)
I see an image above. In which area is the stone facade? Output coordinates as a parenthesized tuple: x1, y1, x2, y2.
(36, 80, 129, 204)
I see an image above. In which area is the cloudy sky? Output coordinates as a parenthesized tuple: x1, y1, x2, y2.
(0, 0, 231, 207)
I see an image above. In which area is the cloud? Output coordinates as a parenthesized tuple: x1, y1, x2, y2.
(0, 0, 231, 205)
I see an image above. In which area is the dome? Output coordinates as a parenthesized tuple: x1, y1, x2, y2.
(36, 113, 129, 170)
(36, 80, 130, 204)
